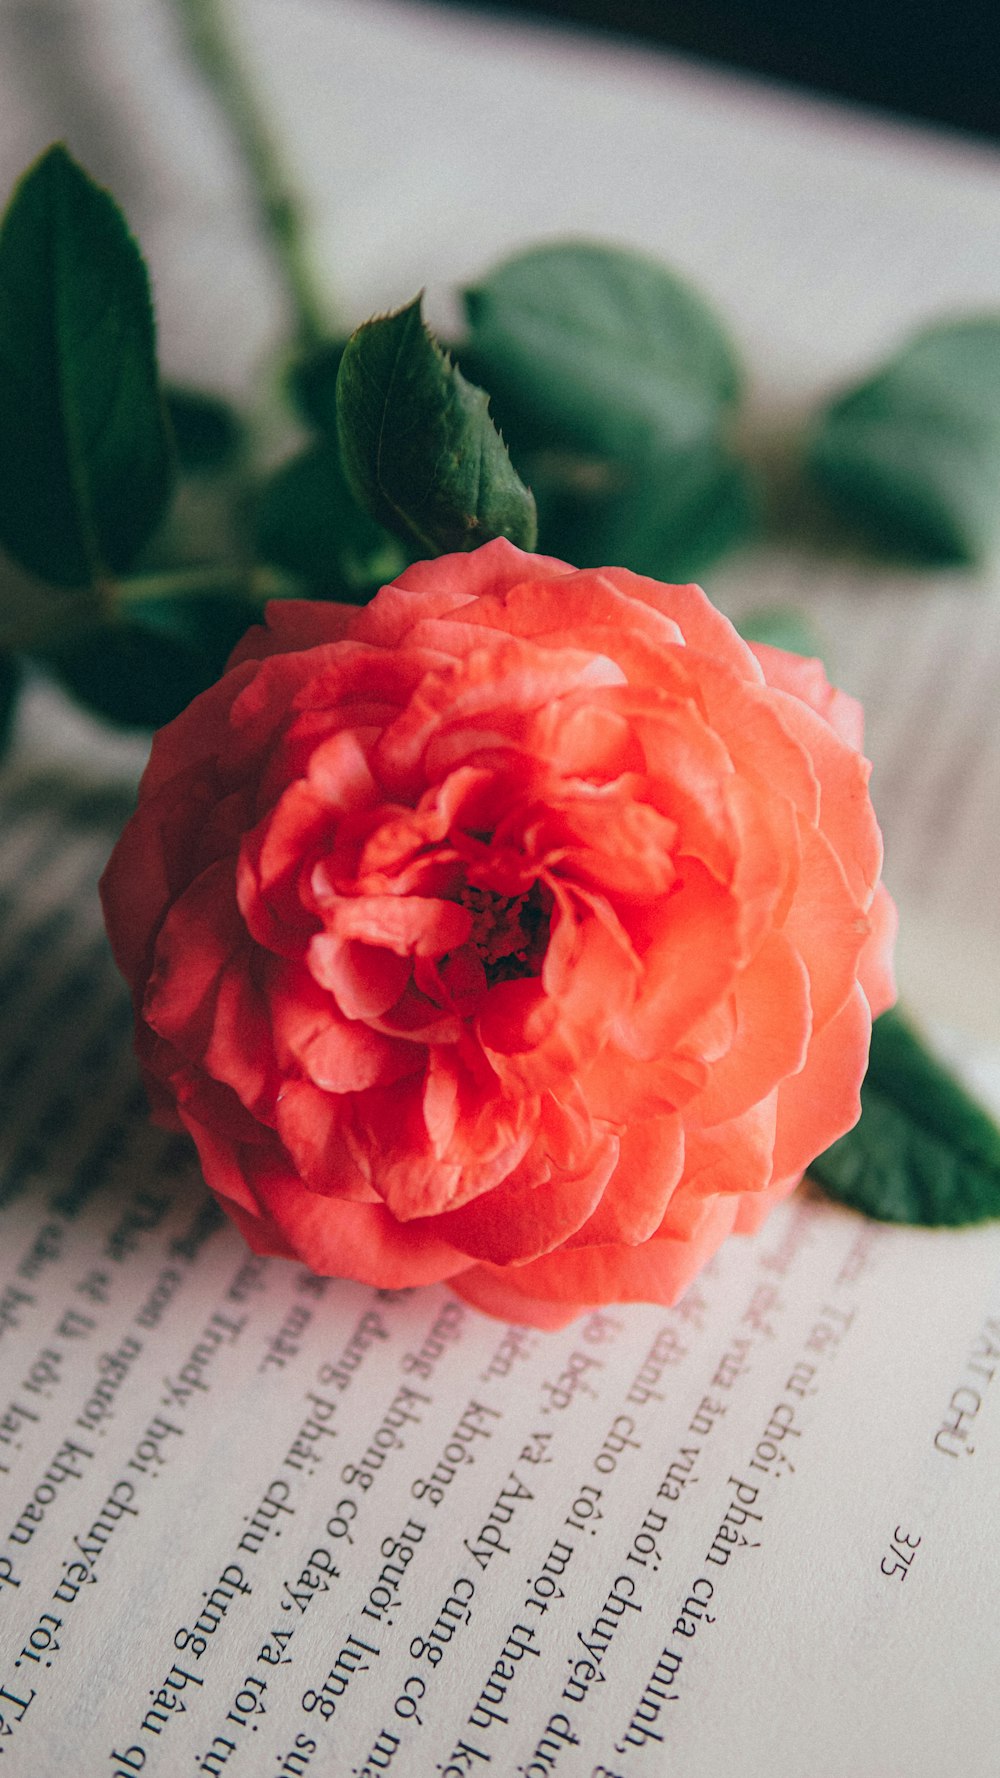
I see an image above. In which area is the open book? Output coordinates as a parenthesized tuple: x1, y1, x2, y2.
(2, 745, 998, 1778)
(1, 0, 999, 1765)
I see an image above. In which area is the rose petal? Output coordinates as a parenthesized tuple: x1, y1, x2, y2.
(615, 862, 743, 1061)
(858, 881, 898, 1018)
(783, 817, 869, 1032)
(254, 1173, 473, 1287)
(563, 1113, 685, 1247)
(176, 1104, 276, 1220)
(445, 1267, 589, 1331)
(770, 982, 872, 1182)
(274, 1080, 377, 1199)
(352, 537, 574, 649)
(683, 1095, 779, 1199)
(269, 962, 420, 1094)
(374, 639, 622, 796)
(229, 599, 357, 667)
(685, 932, 811, 1127)
(595, 569, 764, 680)
(751, 642, 865, 751)
(143, 860, 277, 1118)
(765, 685, 882, 902)
(307, 933, 410, 1020)
(135, 661, 257, 798)
(322, 893, 472, 957)
(455, 1191, 739, 1310)
(432, 1117, 620, 1264)
(101, 540, 895, 1330)
(237, 782, 331, 958)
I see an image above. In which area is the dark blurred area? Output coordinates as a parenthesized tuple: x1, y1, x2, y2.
(435, 0, 1000, 142)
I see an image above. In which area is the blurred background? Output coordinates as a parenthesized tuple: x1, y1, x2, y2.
(0, 0, 998, 1050)
(442, 0, 1000, 142)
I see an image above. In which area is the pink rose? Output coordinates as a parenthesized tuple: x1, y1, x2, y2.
(101, 541, 896, 1328)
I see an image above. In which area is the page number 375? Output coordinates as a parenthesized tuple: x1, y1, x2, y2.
(881, 1526, 921, 1580)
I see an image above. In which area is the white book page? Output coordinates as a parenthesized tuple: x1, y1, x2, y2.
(1, 763, 999, 1778)
(0, 6, 998, 1773)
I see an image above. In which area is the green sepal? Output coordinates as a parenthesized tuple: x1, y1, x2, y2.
(807, 316, 1000, 565)
(810, 1006, 1000, 1225)
(336, 296, 537, 557)
(0, 145, 174, 586)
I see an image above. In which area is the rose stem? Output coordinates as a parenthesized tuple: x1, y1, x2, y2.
(171, 0, 335, 353)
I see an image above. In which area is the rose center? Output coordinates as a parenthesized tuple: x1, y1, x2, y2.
(458, 881, 552, 984)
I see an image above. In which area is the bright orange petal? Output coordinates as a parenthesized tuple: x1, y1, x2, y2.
(563, 1114, 684, 1247)
(783, 817, 869, 1032)
(461, 1192, 739, 1309)
(617, 863, 742, 1061)
(307, 933, 410, 1020)
(766, 685, 882, 902)
(683, 1094, 779, 1199)
(750, 642, 865, 750)
(858, 881, 898, 1018)
(274, 1080, 376, 1199)
(255, 1176, 473, 1287)
(448, 1266, 588, 1330)
(685, 931, 811, 1127)
(432, 1121, 619, 1264)
(771, 983, 871, 1181)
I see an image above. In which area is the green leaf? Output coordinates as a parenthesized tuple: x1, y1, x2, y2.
(256, 442, 405, 597)
(807, 317, 1000, 565)
(737, 607, 826, 663)
(39, 591, 256, 729)
(461, 242, 748, 576)
(533, 439, 754, 581)
(463, 242, 742, 462)
(809, 1006, 1000, 1224)
(165, 387, 243, 473)
(0, 654, 20, 755)
(287, 338, 348, 435)
(0, 144, 174, 586)
(336, 296, 537, 557)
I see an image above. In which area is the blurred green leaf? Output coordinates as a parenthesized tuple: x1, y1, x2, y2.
(807, 316, 1000, 565)
(256, 442, 405, 597)
(0, 654, 20, 755)
(534, 440, 754, 582)
(287, 338, 348, 435)
(737, 607, 826, 662)
(464, 242, 742, 461)
(165, 386, 243, 473)
(336, 296, 537, 556)
(810, 1006, 1000, 1224)
(38, 591, 257, 729)
(462, 242, 749, 575)
(0, 144, 174, 586)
